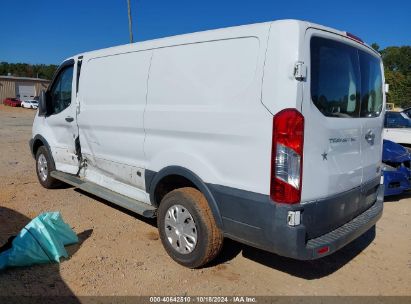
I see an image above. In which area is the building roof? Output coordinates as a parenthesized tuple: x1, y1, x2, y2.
(0, 75, 50, 82)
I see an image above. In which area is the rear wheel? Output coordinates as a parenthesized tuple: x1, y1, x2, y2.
(157, 187, 223, 268)
(35, 146, 60, 188)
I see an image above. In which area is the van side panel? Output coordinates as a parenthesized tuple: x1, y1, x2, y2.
(261, 21, 305, 114)
(78, 51, 152, 203)
(145, 37, 272, 195)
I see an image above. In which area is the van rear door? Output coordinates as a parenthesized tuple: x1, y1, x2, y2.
(359, 51, 384, 192)
(301, 29, 384, 203)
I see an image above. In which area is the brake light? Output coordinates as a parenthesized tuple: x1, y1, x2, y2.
(346, 32, 364, 44)
(271, 109, 304, 204)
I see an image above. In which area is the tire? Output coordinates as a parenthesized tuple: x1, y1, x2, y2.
(35, 146, 60, 189)
(157, 187, 223, 268)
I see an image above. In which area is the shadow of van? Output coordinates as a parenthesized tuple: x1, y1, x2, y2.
(73, 187, 375, 278)
(212, 226, 375, 279)
(0, 207, 91, 300)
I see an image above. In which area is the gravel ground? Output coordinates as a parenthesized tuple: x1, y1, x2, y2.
(0, 104, 410, 297)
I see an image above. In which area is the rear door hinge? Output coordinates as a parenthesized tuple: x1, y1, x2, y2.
(294, 61, 307, 81)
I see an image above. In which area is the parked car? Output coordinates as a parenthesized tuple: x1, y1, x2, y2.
(3, 98, 22, 107)
(29, 19, 385, 268)
(21, 100, 39, 109)
(382, 140, 411, 196)
(402, 107, 411, 119)
(383, 111, 411, 149)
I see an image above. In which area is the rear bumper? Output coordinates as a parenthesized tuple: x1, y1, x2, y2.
(209, 179, 384, 260)
(302, 189, 383, 259)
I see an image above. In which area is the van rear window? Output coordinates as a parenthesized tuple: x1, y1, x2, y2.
(311, 37, 383, 118)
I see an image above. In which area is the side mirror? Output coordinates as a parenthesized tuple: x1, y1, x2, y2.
(38, 90, 47, 116)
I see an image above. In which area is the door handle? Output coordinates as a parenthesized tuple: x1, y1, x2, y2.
(365, 130, 375, 144)
(65, 116, 74, 122)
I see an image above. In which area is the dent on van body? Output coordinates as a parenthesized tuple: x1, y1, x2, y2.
(79, 159, 150, 204)
(77, 50, 152, 203)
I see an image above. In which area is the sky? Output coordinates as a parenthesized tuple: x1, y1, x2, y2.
(1, 0, 410, 64)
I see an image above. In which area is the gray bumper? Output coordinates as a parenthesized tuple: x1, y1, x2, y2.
(304, 192, 383, 259)
(209, 179, 384, 260)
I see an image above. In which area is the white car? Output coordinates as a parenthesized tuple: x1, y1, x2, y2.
(21, 100, 39, 109)
(383, 111, 411, 148)
(29, 19, 385, 267)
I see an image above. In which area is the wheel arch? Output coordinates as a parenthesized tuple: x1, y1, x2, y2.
(146, 166, 223, 229)
(31, 135, 56, 169)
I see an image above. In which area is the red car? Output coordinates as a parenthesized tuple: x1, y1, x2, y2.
(3, 98, 22, 107)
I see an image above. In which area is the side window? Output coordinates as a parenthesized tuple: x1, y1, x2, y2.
(311, 37, 383, 118)
(385, 112, 411, 128)
(359, 52, 383, 118)
(49, 65, 74, 115)
(311, 37, 360, 118)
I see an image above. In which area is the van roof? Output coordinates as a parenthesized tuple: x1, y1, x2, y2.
(66, 19, 378, 63)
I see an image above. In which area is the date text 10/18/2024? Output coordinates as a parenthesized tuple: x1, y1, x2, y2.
(149, 297, 257, 303)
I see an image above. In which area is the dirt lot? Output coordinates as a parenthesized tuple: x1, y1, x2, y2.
(0, 104, 410, 297)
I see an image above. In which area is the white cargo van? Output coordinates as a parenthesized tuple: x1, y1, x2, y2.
(30, 19, 385, 268)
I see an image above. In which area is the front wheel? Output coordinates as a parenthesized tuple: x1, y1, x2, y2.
(35, 146, 60, 188)
(157, 187, 223, 268)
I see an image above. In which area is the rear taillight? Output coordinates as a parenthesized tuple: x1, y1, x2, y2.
(271, 109, 304, 204)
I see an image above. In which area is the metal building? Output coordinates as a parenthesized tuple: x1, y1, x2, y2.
(0, 76, 50, 102)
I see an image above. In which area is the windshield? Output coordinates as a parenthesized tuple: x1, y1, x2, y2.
(311, 37, 383, 118)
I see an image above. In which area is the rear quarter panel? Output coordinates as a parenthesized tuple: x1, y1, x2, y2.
(144, 26, 273, 194)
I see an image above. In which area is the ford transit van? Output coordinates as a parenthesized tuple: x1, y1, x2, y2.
(30, 20, 385, 268)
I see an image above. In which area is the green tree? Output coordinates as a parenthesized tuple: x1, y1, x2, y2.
(0, 62, 57, 80)
(381, 46, 411, 75)
(385, 70, 410, 106)
(376, 45, 411, 108)
(371, 43, 380, 52)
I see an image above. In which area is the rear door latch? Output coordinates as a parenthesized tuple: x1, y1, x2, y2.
(294, 61, 307, 81)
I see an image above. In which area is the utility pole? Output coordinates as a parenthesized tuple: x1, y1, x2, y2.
(127, 0, 134, 43)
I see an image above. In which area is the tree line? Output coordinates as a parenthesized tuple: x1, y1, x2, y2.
(1, 44, 410, 108)
(371, 44, 411, 108)
(0, 62, 58, 80)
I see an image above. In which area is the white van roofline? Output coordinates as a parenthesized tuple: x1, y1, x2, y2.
(61, 19, 374, 63)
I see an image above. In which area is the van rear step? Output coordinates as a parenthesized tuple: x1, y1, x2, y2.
(50, 171, 156, 218)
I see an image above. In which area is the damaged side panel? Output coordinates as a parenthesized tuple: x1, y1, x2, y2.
(78, 155, 150, 203)
(76, 50, 153, 205)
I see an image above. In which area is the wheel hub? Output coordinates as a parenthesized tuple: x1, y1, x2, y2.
(37, 154, 48, 181)
(164, 204, 197, 254)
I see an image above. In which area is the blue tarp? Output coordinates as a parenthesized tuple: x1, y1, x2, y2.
(0, 212, 78, 270)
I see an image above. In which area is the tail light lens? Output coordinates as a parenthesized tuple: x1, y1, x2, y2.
(271, 109, 304, 204)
